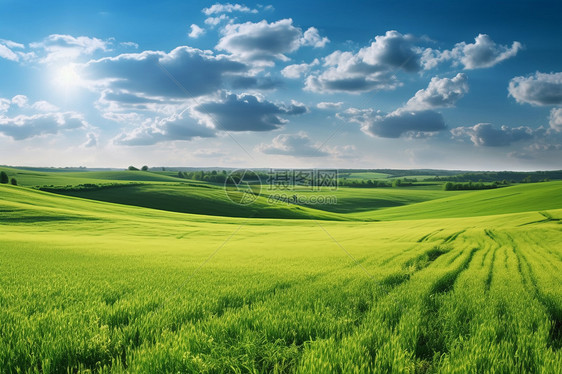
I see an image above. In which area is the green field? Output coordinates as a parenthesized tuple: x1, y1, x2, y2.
(1, 169, 561, 373)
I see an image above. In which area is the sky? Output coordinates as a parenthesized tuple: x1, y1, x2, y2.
(0, 0, 561, 170)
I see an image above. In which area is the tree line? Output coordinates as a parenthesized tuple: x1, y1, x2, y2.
(0, 171, 17, 186)
(443, 181, 507, 191)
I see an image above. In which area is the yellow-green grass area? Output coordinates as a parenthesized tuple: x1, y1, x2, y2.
(1, 184, 561, 372)
(262, 186, 464, 214)
(43, 183, 343, 220)
(52, 183, 462, 219)
(0, 167, 192, 187)
(355, 181, 562, 220)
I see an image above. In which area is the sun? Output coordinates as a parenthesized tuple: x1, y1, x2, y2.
(54, 64, 81, 89)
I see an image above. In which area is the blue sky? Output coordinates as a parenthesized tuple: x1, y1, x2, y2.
(1, 0, 561, 169)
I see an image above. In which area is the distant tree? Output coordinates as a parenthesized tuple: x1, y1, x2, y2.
(128, 166, 139, 171)
(392, 179, 402, 187)
(444, 182, 454, 191)
(10, 178, 17, 186)
(0, 171, 8, 184)
(141, 165, 149, 171)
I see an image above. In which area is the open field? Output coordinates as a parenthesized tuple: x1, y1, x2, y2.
(0, 170, 561, 373)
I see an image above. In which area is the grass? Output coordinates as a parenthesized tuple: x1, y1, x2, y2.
(0, 170, 561, 373)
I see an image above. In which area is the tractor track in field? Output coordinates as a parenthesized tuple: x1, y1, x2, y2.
(417, 229, 444, 243)
(414, 246, 480, 364)
(510, 235, 562, 351)
(443, 229, 465, 244)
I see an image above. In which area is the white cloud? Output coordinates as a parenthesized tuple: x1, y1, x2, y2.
(508, 72, 562, 106)
(257, 131, 330, 157)
(457, 34, 522, 69)
(405, 73, 468, 110)
(113, 114, 215, 146)
(281, 59, 319, 78)
(120, 41, 139, 49)
(0, 39, 24, 49)
(30, 34, 110, 63)
(301, 27, 329, 48)
(5, 95, 59, 112)
(317, 101, 343, 110)
(0, 112, 88, 140)
(304, 30, 420, 93)
(340, 108, 446, 138)
(189, 24, 206, 39)
(202, 3, 258, 15)
(550, 108, 562, 131)
(192, 92, 308, 132)
(216, 19, 328, 64)
(11, 95, 28, 107)
(0, 99, 11, 113)
(0, 42, 19, 61)
(82, 46, 250, 101)
(83, 132, 98, 147)
(422, 34, 522, 70)
(205, 15, 229, 26)
(31, 101, 60, 112)
(451, 123, 538, 146)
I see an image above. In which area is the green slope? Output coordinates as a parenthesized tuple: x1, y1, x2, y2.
(278, 187, 459, 214)
(1, 183, 561, 372)
(0, 167, 188, 186)
(355, 181, 562, 220)
(34, 183, 346, 220)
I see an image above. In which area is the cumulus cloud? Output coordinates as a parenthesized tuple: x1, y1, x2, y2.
(317, 101, 344, 110)
(422, 34, 522, 70)
(3, 95, 59, 112)
(202, 3, 258, 15)
(205, 14, 229, 27)
(189, 24, 205, 38)
(120, 41, 139, 49)
(281, 59, 319, 78)
(457, 34, 522, 69)
(550, 108, 562, 131)
(405, 73, 468, 110)
(31, 101, 60, 112)
(0, 112, 88, 140)
(83, 132, 98, 147)
(192, 93, 307, 131)
(508, 72, 562, 106)
(30, 34, 110, 63)
(305, 30, 421, 93)
(11, 95, 28, 107)
(257, 131, 330, 157)
(0, 99, 10, 113)
(114, 114, 216, 146)
(451, 123, 537, 146)
(216, 19, 329, 64)
(82, 46, 249, 101)
(301, 27, 329, 48)
(0, 41, 19, 61)
(340, 108, 446, 138)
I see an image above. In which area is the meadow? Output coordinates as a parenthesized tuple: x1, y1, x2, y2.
(0, 168, 561, 373)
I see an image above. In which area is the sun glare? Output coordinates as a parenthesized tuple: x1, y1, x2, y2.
(54, 64, 81, 89)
